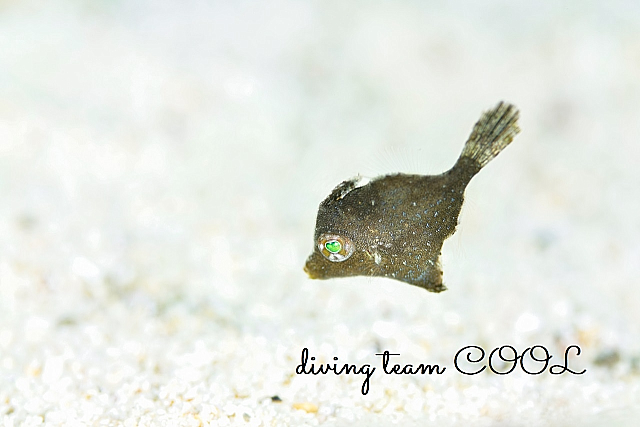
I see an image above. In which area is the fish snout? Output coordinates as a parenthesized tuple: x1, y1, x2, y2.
(303, 259, 315, 278)
(303, 254, 322, 279)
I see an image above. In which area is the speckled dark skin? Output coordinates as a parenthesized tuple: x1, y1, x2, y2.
(304, 102, 520, 292)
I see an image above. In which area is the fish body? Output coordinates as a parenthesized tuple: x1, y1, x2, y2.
(304, 102, 520, 292)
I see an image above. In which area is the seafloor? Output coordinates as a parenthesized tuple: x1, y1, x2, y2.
(1, 1, 639, 426)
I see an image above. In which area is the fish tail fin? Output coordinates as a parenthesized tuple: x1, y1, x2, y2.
(459, 101, 520, 169)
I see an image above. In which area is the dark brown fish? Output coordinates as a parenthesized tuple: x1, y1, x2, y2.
(303, 102, 520, 292)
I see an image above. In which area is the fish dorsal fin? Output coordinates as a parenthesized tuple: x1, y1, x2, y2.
(327, 175, 371, 201)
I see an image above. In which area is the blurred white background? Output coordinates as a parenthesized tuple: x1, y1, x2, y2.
(1, 1, 639, 425)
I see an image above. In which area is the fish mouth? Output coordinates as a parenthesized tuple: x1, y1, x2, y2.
(303, 253, 323, 279)
(303, 261, 318, 279)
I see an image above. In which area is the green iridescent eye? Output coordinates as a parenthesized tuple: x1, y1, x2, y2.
(325, 240, 342, 253)
(317, 233, 355, 262)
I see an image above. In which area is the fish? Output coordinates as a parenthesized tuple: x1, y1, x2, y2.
(303, 102, 520, 293)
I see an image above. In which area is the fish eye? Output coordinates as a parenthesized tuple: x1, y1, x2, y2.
(325, 240, 342, 253)
(317, 233, 354, 262)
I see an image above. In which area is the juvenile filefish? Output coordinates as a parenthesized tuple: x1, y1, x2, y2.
(304, 102, 520, 292)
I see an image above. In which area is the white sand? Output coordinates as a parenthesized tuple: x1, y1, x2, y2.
(1, 1, 639, 425)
